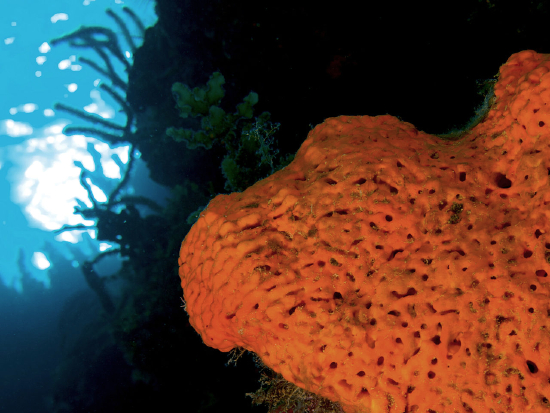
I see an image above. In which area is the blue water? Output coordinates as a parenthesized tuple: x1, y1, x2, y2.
(2, 1, 548, 412)
(0, 1, 157, 411)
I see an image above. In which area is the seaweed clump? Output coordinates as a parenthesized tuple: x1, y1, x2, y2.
(167, 72, 293, 192)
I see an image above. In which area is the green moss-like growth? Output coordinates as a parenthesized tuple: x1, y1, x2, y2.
(167, 73, 292, 192)
(247, 355, 345, 413)
(167, 72, 259, 150)
(220, 113, 293, 192)
(171, 71, 226, 118)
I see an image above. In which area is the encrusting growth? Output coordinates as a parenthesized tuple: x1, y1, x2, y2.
(179, 50, 550, 412)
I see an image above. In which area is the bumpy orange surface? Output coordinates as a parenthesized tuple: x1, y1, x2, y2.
(179, 50, 550, 412)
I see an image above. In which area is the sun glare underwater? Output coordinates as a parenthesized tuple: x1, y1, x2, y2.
(0, 0, 158, 292)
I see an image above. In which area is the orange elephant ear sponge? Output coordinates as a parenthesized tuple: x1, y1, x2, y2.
(179, 50, 550, 413)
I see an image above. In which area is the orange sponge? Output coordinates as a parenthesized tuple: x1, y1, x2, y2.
(179, 50, 550, 412)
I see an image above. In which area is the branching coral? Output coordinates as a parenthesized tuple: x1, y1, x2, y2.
(50, 7, 164, 314)
(179, 50, 550, 412)
(51, 7, 145, 144)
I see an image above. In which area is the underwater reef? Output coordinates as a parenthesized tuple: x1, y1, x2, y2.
(52, 0, 550, 412)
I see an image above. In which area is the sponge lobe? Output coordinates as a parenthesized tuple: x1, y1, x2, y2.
(179, 50, 550, 413)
